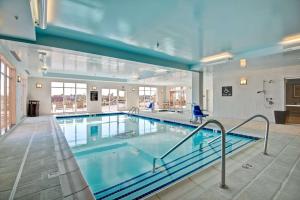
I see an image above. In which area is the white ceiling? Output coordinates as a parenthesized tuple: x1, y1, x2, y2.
(1, 0, 300, 67)
(1, 39, 193, 86)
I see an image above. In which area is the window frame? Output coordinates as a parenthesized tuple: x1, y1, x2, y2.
(51, 81, 87, 113)
(138, 86, 157, 108)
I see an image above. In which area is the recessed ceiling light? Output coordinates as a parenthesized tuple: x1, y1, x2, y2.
(280, 33, 300, 45)
(201, 52, 233, 63)
(155, 68, 168, 73)
(132, 74, 139, 80)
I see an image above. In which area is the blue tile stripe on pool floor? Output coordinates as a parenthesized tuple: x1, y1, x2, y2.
(95, 139, 251, 199)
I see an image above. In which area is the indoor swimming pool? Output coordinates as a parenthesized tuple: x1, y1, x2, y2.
(56, 113, 258, 200)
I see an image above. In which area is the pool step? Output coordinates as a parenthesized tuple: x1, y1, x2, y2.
(94, 139, 225, 198)
(94, 139, 252, 200)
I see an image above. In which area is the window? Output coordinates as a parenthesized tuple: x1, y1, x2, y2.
(101, 89, 126, 112)
(169, 86, 187, 109)
(139, 87, 157, 108)
(51, 82, 87, 113)
(0, 57, 16, 135)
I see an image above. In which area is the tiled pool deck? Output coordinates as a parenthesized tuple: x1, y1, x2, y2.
(0, 112, 300, 200)
(0, 116, 94, 200)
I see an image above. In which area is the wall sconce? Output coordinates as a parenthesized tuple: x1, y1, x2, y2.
(240, 77, 248, 85)
(91, 86, 97, 90)
(36, 83, 42, 88)
(240, 59, 247, 68)
(17, 75, 21, 83)
(131, 88, 136, 91)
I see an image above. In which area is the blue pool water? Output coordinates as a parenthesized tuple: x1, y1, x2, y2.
(56, 113, 257, 200)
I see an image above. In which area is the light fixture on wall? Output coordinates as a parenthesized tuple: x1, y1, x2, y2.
(240, 77, 248, 85)
(91, 86, 97, 90)
(131, 88, 136, 91)
(240, 59, 247, 68)
(17, 75, 21, 83)
(36, 83, 42, 88)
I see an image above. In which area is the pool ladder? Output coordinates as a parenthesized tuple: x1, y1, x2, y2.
(128, 106, 139, 114)
(152, 114, 270, 189)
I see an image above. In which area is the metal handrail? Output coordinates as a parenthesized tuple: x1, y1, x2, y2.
(128, 106, 139, 114)
(208, 114, 269, 155)
(152, 119, 227, 188)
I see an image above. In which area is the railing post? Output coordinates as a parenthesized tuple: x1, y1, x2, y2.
(219, 124, 227, 189)
(152, 158, 156, 173)
(263, 118, 270, 155)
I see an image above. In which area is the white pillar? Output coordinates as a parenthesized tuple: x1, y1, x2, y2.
(192, 72, 203, 107)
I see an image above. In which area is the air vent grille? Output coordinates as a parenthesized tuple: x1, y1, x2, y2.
(10, 50, 21, 62)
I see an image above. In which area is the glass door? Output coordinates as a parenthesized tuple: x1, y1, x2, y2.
(109, 89, 118, 112)
(51, 82, 64, 113)
(101, 89, 110, 112)
(118, 90, 126, 110)
(64, 83, 76, 113)
(101, 89, 124, 112)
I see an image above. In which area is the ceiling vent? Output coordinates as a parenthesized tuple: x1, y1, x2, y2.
(10, 50, 21, 62)
(25, 69, 31, 75)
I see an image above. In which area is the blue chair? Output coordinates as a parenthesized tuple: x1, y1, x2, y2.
(147, 102, 154, 111)
(193, 105, 208, 123)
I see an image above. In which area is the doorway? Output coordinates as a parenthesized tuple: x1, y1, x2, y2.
(101, 89, 127, 112)
(285, 78, 300, 124)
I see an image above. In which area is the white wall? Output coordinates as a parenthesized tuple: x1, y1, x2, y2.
(27, 77, 166, 115)
(208, 64, 300, 122)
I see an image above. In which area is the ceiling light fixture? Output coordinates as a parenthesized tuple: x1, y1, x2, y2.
(131, 74, 139, 80)
(38, 51, 48, 73)
(30, 0, 47, 29)
(280, 33, 300, 45)
(201, 52, 233, 63)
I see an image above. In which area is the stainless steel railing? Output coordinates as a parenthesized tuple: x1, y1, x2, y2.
(128, 106, 139, 114)
(152, 119, 227, 188)
(208, 114, 269, 155)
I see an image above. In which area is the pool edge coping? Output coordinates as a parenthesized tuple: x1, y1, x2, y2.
(55, 112, 260, 140)
(51, 116, 96, 200)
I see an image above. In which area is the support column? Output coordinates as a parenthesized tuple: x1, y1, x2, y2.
(192, 72, 203, 107)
